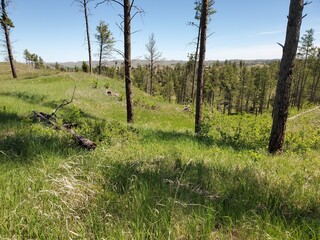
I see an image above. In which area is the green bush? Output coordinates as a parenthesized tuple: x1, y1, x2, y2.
(61, 106, 82, 125)
(79, 119, 140, 145)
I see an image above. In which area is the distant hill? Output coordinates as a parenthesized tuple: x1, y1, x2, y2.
(51, 59, 280, 69)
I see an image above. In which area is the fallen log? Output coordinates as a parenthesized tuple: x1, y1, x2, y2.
(64, 124, 97, 151)
(33, 111, 97, 150)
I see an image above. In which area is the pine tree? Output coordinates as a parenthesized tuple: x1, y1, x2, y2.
(95, 20, 115, 75)
(96, 0, 143, 124)
(73, 0, 93, 74)
(269, 0, 305, 154)
(195, 0, 209, 133)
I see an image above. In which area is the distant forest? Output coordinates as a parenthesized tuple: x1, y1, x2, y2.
(1, 0, 319, 153)
(52, 39, 319, 116)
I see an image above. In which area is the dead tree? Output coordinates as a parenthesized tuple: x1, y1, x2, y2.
(189, 0, 215, 103)
(73, 0, 93, 74)
(0, 0, 17, 78)
(145, 33, 162, 96)
(269, 0, 305, 154)
(33, 111, 97, 150)
(96, 0, 143, 124)
(33, 89, 96, 150)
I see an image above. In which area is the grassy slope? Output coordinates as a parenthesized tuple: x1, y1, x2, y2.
(0, 63, 319, 239)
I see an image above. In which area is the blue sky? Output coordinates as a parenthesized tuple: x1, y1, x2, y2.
(4, 0, 320, 63)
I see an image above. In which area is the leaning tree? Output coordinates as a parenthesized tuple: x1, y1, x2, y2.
(269, 0, 306, 154)
(0, 0, 17, 78)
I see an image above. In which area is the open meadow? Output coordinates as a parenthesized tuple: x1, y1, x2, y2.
(0, 63, 319, 239)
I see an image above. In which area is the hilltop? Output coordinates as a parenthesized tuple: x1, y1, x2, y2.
(0, 63, 319, 239)
(50, 59, 280, 69)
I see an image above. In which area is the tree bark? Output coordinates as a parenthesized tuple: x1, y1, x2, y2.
(191, 24, 201, 103)
(1, 0, 17, 79)
(149, 60, 154, 95)
(310, 71, 320, 102)
(269, 0, 304, 154)
(83, 0, 92, 74)
(33, 111, 96, 150)
(239, 62, 245, 114)
(98, 34, 103, 75)
(124, 0, 134, 123)
(195, 0, 208, 133)
(297, 51, 310, 109)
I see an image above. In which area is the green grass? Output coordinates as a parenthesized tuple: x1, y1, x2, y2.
(0, 63, 319, 239)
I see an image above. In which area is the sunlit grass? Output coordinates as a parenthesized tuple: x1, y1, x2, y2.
(0, 63, 319, 239)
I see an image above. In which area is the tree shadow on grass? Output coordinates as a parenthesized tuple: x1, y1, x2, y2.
(140, 128, 267, 151)
(0, 129, 76, 164)
(0, 91, 99, 121)
(0, 111, 21, 125)
(0, 91, 71, 110)
(95, 160, 319, 238)
(0, 91, 48, 106)
(140, 129, 214, 146)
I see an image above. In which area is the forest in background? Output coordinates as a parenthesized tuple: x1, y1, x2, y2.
(38, 29, 320, 117)
(1, 0, 320, 238)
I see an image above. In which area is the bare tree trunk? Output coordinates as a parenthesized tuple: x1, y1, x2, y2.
(239, 62, 245, 114)
(83, 0, 92, 74)
(124, 0, 134, 123)
(267, 91, 272, 110)
(291, 67, 300, 106)
(179, 74, 185, 104)
(1, 0, 17, 79)
(311, 53, 320, 102)
(245, 97, 250, 113)
(145, 33, 161, 96)
(195, 0, 208, 133)
(297, 68, 309, 109)
(259, 80, 267, 115)
(98, 36, 103, 75)
(310, 71, 320, 102)
(145, 75, 148, 93)
(228, 95, 232, 115)
(182, 66, 189, 103)
(149, 60, 154, 95)
(269, 0, 304, 154)
(191, 24, 201, 103)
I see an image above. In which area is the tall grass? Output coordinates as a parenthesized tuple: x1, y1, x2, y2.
(0, 63, 319, 239)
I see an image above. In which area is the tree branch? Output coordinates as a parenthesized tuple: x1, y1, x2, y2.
(187, 21, 200, 28)
(112, 48, 125, 58)
(95, 0, 124, 8)
(131, 29, 142, 35)
(33, 111, 97, 150)
(130, 5, 144, 23)
(304, 1, 312, 6)
(51, 87, 76, 116)
(115, 21, 124, 33)
(206, 32, 215, 39)
(130, 0, 135, 13)
(277, 42, 284, 48)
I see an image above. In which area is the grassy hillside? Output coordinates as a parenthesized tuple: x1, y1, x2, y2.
(0, 64, 319, 239)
